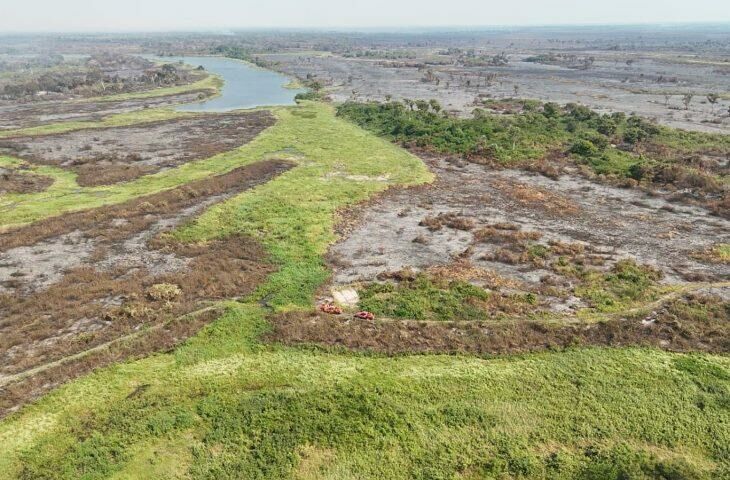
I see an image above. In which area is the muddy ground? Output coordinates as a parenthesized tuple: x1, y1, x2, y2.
(0, 159, 293, 416)
(264, 48, 730, 133)
(0, 89, 212, 131)
(0, 111, 276, 186)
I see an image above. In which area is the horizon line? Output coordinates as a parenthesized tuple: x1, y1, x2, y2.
(2, 20, 729, 35)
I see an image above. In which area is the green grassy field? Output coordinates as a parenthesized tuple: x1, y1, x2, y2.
(0, 102, 728, 479)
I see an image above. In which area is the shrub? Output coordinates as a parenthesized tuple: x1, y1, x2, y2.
(295, 91, 322, 102)
(570, 139, 599, 157)
(565, 103, 597, 121)
(623, 115, 660, 144)
(595, 115, 618, 136)
(146, 283, 182, 301)
(628, 163, 652, 181)
(542, 102, 561, 118)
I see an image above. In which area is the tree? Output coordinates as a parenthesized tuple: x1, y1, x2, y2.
(706, 93, 719, 113)
(421, 69, 437, 83)
(682, 94, 693, 110)
(489, 53, 509, 66)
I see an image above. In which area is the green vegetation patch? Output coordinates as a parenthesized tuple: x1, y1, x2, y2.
(337, 99, 567, 163)
(576, 260, 663, 312)
(359, 274, 491, 321)
(717, 244, 730, 263)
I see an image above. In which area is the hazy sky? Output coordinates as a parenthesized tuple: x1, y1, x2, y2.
(1, 0, 728, 32)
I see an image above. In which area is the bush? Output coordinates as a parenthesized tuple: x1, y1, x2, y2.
(595, 115, 618, 136)
(623, 115, 660, 144)
(580, 131, 609, 150)
(628, 162, 652, 181)
(566, 103, 597, 121)
(146, 283, 182, 301)
(653, 165, 723, 192)
(542, 102, 561, 118)
(570, 139, 599, 157)
(295, 91, 322, 102)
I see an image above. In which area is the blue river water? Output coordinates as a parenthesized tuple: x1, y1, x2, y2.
(150, 55, 305, 112)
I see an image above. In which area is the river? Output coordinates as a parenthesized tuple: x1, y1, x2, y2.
(150, 55, 305, 112)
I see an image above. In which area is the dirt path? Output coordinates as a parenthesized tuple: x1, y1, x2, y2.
(0, 303, 219, 389)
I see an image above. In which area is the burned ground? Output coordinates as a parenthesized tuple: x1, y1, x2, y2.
(264, 37, 730, 133)
(0, 53, 206, 103)
(0, 110, 276, 186)
(272, 151, 730, 354)
(329, 155, 729, 288)
(0, 89, 213, 131)
(0, 159, 294, 416)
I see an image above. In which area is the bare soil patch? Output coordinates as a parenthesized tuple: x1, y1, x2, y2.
(0, 168, 53, 194)
(0, 110, 276, 186)
(0, 159, 293, 416)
